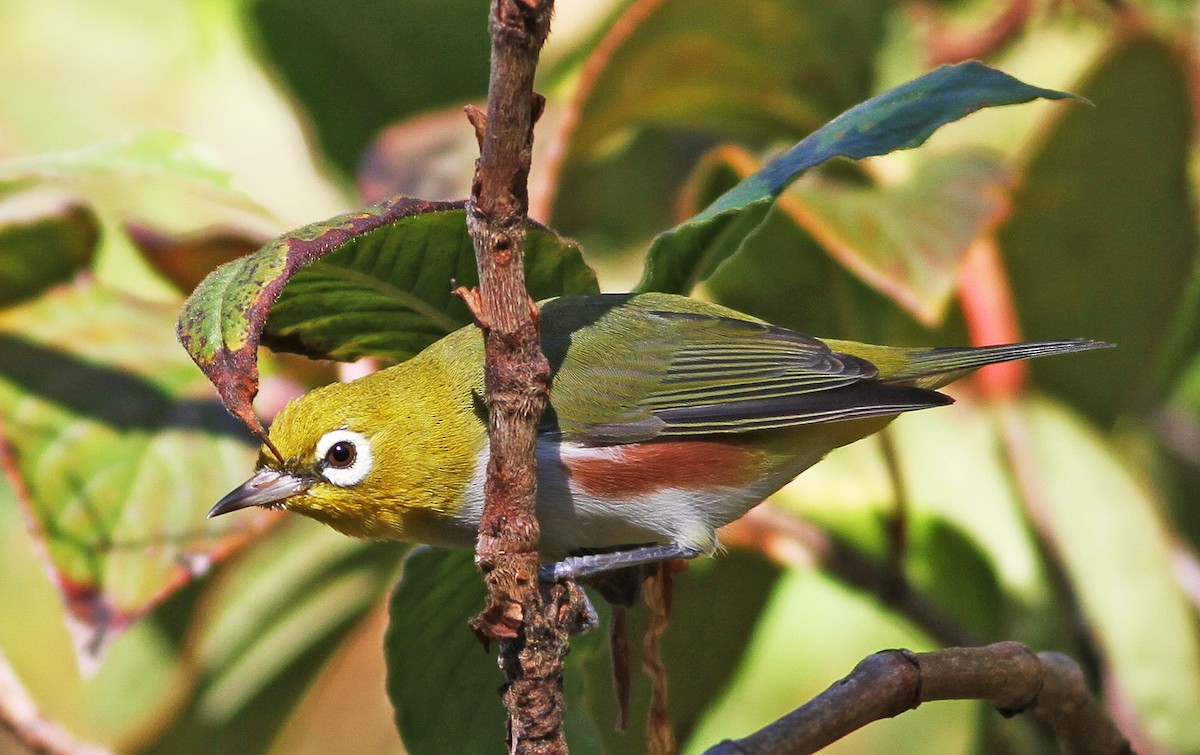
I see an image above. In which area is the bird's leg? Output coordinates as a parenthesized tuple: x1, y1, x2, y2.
(539, 543, 703, 582)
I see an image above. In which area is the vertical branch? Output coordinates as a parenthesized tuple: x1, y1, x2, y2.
(463, 1, 573, 753)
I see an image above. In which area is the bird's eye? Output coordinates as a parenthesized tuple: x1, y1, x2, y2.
(325, 441, 355, 468)
(314, 429, 373, 487)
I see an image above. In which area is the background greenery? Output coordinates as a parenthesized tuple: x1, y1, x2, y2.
(2, 0, 1199, 753)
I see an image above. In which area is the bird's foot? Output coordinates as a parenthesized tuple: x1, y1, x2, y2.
(539, 543, 703, 583)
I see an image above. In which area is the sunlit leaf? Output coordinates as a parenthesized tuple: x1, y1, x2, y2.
(0, 198, 98, 306)
(638, 62, 1082, 295)
(176, 197, 597, 439)
(695, 145, 1011, 327)
(0, 283, 262, 664)
(786, 149, 1012, 325)
(549, 0, 889, 253)
(0, 132, 235, 194)
(143, 521, 405, 754)
(1008, 397, 1200, 752)
(0, 132, 270, 255)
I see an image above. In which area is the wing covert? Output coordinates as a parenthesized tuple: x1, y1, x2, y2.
(539, 295, 948, 444)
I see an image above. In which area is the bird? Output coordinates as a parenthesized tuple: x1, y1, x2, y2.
(208, 292, 1107, 580)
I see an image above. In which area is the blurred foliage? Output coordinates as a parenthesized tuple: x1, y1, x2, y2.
(2, 1, 1200, 754)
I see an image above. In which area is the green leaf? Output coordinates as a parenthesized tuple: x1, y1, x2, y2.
(1010, 397, 1200, 752)
(906, 517, 1005, 641)
(563, 0, 889, 156)
(684, 569, 979, 752)
(265, 208, 598, 363)
(571, 551, 782, 753)
(385, 548, 504, 755)
(176, 197, 597, 439)
(143, 521, 405, 754)
(0, 131, 237, 195)
(550, 0, 889, 253)
(248, 0, 490, 176)
(384, 548, 778, 754)
(0, 132, 270, 304)
(0, 283, 261, 663)
(999, 36, 1198, 425)
(0, 199, 98, 306)
(638, 61, 1083, 295)
(785, 149, 1013, 326)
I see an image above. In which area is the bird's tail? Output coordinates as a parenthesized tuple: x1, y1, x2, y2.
(885, 339, 1112, 389)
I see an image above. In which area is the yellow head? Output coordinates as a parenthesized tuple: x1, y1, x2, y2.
(209, 331, 488, 545)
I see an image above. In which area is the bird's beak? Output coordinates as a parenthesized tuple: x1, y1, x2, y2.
(207, 468, 310, 519)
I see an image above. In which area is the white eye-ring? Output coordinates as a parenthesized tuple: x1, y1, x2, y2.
(315, 429, 373, 487)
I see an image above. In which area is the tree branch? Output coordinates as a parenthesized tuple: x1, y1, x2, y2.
(705, 642, 1132, 755)
(463, 1, 578, 753)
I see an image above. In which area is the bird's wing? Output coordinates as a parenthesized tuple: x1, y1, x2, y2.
(541, 297, 949, 444)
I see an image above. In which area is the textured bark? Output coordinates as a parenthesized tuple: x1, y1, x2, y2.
(463, 1, 573, 753)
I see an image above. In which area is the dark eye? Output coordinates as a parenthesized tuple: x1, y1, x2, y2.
(324, 440, 356, 468)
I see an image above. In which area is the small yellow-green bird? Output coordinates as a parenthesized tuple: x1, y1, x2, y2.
(210, 292, 1106, 579)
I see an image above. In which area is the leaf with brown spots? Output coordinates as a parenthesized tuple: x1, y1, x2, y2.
(176, 197, 596, 441)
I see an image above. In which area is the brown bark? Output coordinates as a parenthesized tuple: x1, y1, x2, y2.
(463, 1, 575, 753)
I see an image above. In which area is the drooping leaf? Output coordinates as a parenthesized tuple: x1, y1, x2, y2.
(637, 61, 1083, 295)
(0, 199, 99, 306)
(248, 0, 490, 177)
(785, 149, 1012, 325)
(143, 521, 405, 754)
(695, 145, 1011, 327)
(999, 36, 1198, 425)
(385, 548, 504, 755)
(264, 208, 598, 363)
(176, 197, 597, 439)
(0, 283, 262, 665)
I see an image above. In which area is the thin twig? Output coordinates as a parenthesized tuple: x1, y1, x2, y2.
(463, 1, 577, 753)
(705, 642, 1132, 755)
(0, 649, 110, 755)
(876, 429, 910, 598)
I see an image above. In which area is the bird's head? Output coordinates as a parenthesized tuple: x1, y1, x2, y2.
(206, 355, 487, 542)
(206, 380, 391, 537)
